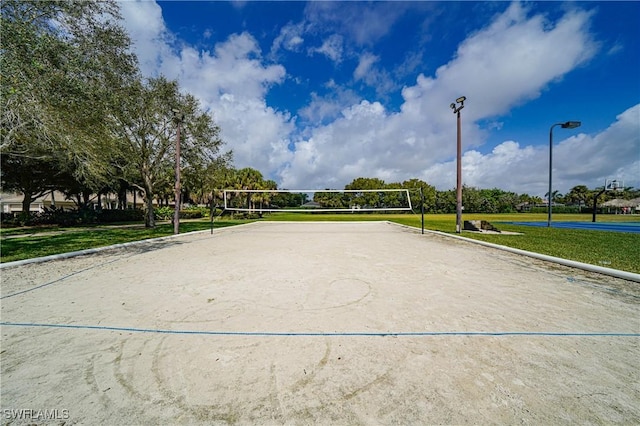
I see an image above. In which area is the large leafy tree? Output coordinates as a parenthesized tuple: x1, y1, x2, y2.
(114, 77, 225, 227)
(564, 185, 590, 209)
(401, 179, 436, 213)
(182, 151, 233, 206)
(345, 177, 388, 207)
(1, 0, 138, 210)
(0, 153, 62, 212)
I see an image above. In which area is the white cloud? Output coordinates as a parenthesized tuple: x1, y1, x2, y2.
(280, 2, 605, 192)
(553, 104, 640, 192)
(271, 22, 305, 57)
(298, 85, 361, 125)
(304, 2, 409, 46)
(120, 2, 295, 176)
(119, 0, 173, 77)
(309, 34, 343, 63)
(400, 2, 598, 127)
(353, 52, 379, 81)
(120, 1, 637, 197)
(352, 52, 397, 97)
(420, 104, 640, 196)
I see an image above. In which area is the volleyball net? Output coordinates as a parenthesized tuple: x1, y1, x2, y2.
(222, 189, 413, 213)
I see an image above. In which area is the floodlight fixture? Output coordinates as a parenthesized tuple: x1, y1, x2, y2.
(561, 121, 581, 129)
(172, 108, 185, 122)
(456, 96, 466, 104)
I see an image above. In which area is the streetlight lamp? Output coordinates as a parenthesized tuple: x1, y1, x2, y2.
(547, 120, 581, 227)
(450, 96, 466, 233)
(172, 108, 185, 234)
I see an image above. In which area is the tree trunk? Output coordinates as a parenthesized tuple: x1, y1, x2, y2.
(21, 191, 34, 213)
(144, 191, 155, 228)
(118, 182, 127, 209)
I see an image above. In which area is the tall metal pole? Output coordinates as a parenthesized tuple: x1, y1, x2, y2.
(547, 124, 555, 227)
(450, 97, 465, 233)
(456, 109, 462, 234)
(174, 114, 182, 235)
(547, 121, 581, 228)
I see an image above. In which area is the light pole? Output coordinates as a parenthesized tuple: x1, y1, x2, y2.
(450, 96, 466, 233)
(172, 108, 185, 234)
(547, 120, 581, 227)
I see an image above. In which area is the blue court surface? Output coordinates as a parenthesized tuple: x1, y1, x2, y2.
(503, 221, 640, 233)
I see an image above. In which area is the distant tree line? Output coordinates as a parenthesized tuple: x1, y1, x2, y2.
(215, 174, 639, 215)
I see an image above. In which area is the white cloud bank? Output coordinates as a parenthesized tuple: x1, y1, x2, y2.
(423, 104, 640, 195)
(120, 1, 639, 196)
(120, 1, 295, 177)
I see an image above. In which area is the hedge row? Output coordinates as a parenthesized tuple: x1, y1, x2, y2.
(1, 206, 208, 227)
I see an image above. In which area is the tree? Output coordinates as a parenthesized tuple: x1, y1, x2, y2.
(476, 188, 519, 213)
(401, 179, 436, 213)
(1, 0, 138, 210)
(545, 190, 562, 205)
(182, 152, 233, 206)
(435, 189, 456, 213)
(114, 77, 225, 227)
(314, 190, 348, 208)
(0, 153, 62, 212)
(345, 177, 388, 207)
(564, 185, 589, 211)
(235, 167, 265, 211)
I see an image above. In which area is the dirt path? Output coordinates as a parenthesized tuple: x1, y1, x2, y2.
(1, 221, 638, 424)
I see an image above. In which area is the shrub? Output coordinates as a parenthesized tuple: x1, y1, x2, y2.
(179, 209, 203, 219)
(154, 206, 174, 220)
(529, 206, 581, 214)
(183, 205, 210, 217)
(98, 209, 144, 223)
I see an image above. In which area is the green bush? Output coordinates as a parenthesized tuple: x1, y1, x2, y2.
(153, 206, 208, 220)
(529, 206, 581, 214)
(182, 205, 210, 217)
(0, 207, 147, 227)
(98, 209, 144, 223)
(154, 206, 174, 220)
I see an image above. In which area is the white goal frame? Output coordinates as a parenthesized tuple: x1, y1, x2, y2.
(223, 189, 413, 213)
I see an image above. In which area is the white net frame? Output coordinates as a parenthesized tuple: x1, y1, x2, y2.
(223, 189, 413, 213)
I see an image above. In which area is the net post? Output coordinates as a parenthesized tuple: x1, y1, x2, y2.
(420, 187, 424, 235)
(210, 191, 226, 234)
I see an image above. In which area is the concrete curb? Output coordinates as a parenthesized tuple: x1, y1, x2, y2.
(388, 221, 640, 283)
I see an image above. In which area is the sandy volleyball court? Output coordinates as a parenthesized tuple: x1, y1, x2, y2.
(1, 221, 638, 424)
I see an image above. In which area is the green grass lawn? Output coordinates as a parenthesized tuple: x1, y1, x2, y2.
(393, 214, 639, 274)
(1, 213, 638, 274)
(0, 220, 251, 263)
(263, 212, 640, 274)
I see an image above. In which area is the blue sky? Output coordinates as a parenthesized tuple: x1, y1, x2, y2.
(120, 1, 639, 196)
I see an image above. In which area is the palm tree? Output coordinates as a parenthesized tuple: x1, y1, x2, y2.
(235, 167, 264, 211)
(544, 190, 562, 205)
(566, 185, 589, 210)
